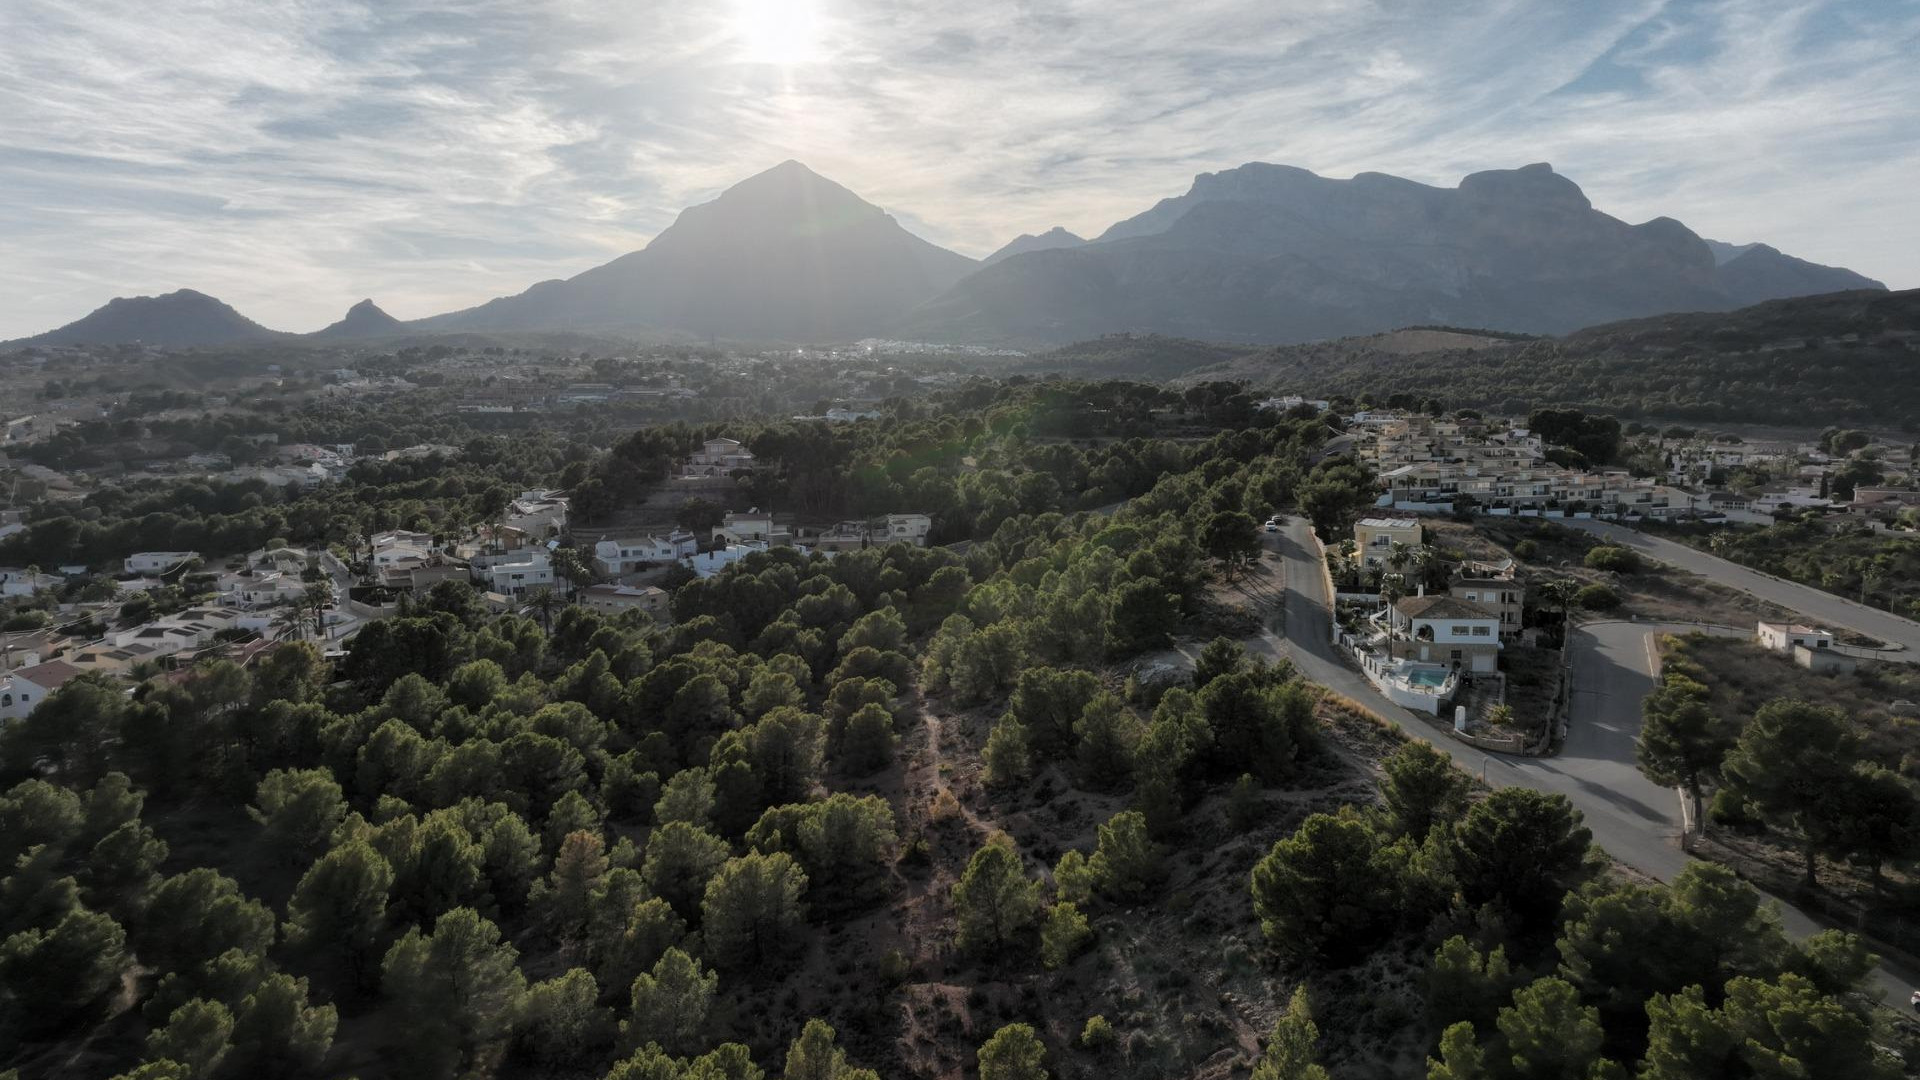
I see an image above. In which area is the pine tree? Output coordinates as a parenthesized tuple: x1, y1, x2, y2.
(952, 835, 1044, 956)
(1251, 985, 1330, 1080)
(977, 1022, 1050, 1080)
(380, 907, 528, 1080)
(624, 948, 716, 1056)
(701, 852, 808, 971)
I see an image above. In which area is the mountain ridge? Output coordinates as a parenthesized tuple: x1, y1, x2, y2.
(898, 161, 1882, 345)
(4, 160, 1887, 349)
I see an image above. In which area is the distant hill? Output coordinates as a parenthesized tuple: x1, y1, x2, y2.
(1192, 288, 1920, 426)
(982, 226, 1088, 266)
(313, 298, 407, 340)
(1015, 333, 1261, 380)
(897, 162, 1884, 346)
(11, 289, 287, 348)
(415, 161, 977, 343)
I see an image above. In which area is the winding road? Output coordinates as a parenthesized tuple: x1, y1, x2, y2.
(1259, 519, 1917, 1004)
(1567, 519, 1920, 658)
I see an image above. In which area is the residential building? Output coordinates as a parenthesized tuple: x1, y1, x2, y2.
(124, 551, 199, 575)
(0, 568, 61, 597)
(810, 513, 934, 553)
(1, 627, 68, 670)
(372, 543, 433, 570)
(371, 529, 437, 553)
(1755, 621, 1834, 655)
(1353, 517, 1423, 567)
(713, 510, 791, 546)
(684, 543, 767, 579)
(1852, 488, 1920, 512)
(593, 532, 698, 576)
(219, 568, 308, 609)
(505, 489, 569, 538)
(681, 437, 757, 477)
(882, 513, 933, 546)
(581, 583, 671, 617)
(0, 659, 81, 722)
(1386, 595, 1502, 673)
(1448, 571, 1524, 639)
(475, 549, 554, 596)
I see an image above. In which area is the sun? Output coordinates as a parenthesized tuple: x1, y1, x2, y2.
(732, 0, 826, 65)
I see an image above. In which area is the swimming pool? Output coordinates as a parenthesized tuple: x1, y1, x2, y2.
(1404, 667, 1449, 688)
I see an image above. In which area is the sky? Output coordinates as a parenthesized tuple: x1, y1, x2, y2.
(1, 0, 1916, 339)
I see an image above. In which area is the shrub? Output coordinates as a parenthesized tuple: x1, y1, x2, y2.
(1081, 1014, 1115, 1049)
(1575, 584, 1621, 611)
(1582, 546, 1639, 573)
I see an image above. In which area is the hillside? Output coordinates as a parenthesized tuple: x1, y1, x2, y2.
(1016, 333, 1262, 380)
(1196, 287, 1920, 424)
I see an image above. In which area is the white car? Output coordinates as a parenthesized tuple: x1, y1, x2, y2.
(1263, 517, 1282, 532)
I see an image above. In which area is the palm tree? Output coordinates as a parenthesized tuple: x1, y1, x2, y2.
(1410, 544, 1439, 592)
(525, 586, 559, 634)
(302, 582, 334, 641)
(271, 604, 307, 642)
(1537, 579, 1581, 647)
(1386, 541, 1412, 580)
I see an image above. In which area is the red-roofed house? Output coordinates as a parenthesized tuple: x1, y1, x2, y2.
(0, 659, 82, 722)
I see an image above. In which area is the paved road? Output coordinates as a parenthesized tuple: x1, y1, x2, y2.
(1568, 519, 1920, 658)
(1261, 520, 1916, 1005)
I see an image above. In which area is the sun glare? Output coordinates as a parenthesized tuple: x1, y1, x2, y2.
(733, 0, 826, 65)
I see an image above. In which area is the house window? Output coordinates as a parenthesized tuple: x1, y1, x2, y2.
(1472, 626, 1491, 636)
(1449, 624, 1470, 636)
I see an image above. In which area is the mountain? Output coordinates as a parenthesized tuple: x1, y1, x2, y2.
(897, 162, 1884, 345)
(1711, 243, 1884, 306)
(981, 226, 1087, 266)
(11, 289, 286, 347)
(312, 299, 408, 340)
(416, 160, 977, 342)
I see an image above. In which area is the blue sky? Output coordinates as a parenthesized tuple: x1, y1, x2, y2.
(1, 0, 1916, 338)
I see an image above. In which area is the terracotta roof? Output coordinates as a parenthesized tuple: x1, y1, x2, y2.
(1395, 595, 1497, 621)
(12, 659, 82, 691)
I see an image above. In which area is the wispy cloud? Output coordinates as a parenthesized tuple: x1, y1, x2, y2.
(0, 0, 1914, 337)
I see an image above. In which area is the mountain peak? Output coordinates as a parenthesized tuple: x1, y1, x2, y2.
(417, 161, 975, 343)
(1458, 162, 1589, 209)
(982, 226, 1089, 266)
(314, 298, 407, 339)
(13, 289, 284, 347)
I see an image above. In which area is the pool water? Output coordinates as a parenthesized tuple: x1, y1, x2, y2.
(1405, 668, 1449, 687)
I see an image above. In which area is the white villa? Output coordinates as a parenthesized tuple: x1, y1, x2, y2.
(681, 437, 757, 478)
(124, 551, 199, 575)
(592, 531, 699, 576)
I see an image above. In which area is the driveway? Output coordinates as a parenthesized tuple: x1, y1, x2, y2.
(1567, 520, 1920, 658)
(1261, 520, 1917, 1004)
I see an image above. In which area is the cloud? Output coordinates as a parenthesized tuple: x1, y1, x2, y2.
(0, 0, 1914, 338)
